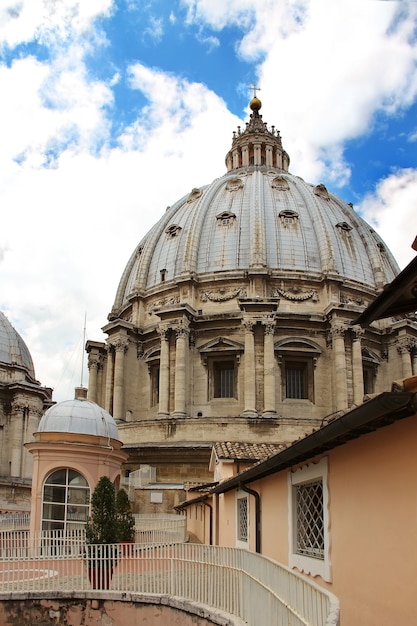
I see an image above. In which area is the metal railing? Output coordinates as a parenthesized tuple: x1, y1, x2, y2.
(0, 541, 339, 625)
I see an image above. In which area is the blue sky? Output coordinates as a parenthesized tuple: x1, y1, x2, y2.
(1, 0, 417, 400)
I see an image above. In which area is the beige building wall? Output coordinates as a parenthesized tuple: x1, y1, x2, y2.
(214, 411, 417, 626)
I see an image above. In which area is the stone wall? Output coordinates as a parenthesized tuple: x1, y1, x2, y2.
(0, 593, 244, 626)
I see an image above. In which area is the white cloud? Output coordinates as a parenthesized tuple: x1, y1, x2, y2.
(0, 0, 113, 47)
(359, 168, 417, 269)
(2, 0, 417, 403)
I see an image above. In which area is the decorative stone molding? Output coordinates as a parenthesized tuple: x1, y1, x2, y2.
(272, 287, 318, 302)
(148, 295, 180, 313)
(201, 287, 246, 302)
(262, 318, 276, 335)
(330, 322, 348, 339)
(87, 356, 101, 370)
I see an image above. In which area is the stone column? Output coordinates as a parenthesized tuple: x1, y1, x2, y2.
(87, 356, 99, 404)
(412, 345, 417, 376)
(241, 318, 257, 417)
(173, 319, 190, 417)
(113, 338, 128, 421)
(10, 401, 26, 478)
(158, 326, 170, 417)
(351, 325, 365, 406)
(397, 339, 413, 379)
(104, 345, 114, 413)
(262, 319, 276, 416)
(242, 146, 249, 167)
(331, 321, 348, 411)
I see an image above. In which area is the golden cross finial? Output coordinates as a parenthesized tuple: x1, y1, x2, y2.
(250, 84, 261, 98)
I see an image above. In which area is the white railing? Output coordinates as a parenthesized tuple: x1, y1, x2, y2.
(0, 542, 339, 625)
(0, 515, 187, 556)
(133, 514, 187, 544)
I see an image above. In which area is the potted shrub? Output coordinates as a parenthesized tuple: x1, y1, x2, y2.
(85, 476, 118, 589)
(116, 488, 135, 554)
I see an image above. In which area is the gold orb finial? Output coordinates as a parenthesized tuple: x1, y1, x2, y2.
(250, 96, 262, 111)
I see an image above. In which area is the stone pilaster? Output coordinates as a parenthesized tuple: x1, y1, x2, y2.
(351, 325, 365, 406)
(173, 319, 190, 417)
(397, 338, 414, 379)
(331, 321, 348, 411)
(104, 344, 114, 413)
(87, 356, 100, 404)
(158, 326, 170, 417)
(241, 318, 257, 417)
(113, 338, 129, 421)
(262, 319, 276, 416)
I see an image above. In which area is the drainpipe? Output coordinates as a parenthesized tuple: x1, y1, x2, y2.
(201, 500, 213, 545)
(240, 484, 261, 553)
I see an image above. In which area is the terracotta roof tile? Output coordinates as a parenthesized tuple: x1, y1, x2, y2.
(213, 441, 287, 462)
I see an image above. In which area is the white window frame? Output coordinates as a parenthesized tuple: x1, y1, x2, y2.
(236, 491, 249, 549)
(288, 457, 331, 582)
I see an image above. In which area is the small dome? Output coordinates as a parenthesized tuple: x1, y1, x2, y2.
(38, 398, 119, 439)
(0, 311, 36, 381)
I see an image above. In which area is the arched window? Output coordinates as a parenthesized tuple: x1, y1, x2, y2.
(42, 469, 90, 532)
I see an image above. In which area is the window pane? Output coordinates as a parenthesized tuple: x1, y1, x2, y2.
(214, 361, 234, 398)
(237, 498, 248, 542)
(286, 363, 306, 399)
(296, 480, 324, 559)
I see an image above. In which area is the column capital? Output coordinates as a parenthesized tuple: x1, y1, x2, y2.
(113, 338, 129, 353)
(261, 316, 276, 335)
(330, 321, 348, 338)
(350, 325, 365, 341)
(242, 317, 256, 333)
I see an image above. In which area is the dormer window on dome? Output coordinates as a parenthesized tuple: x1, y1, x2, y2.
(187, 188, 202, 203)
(271, 175, 290, 190)
(336, 221, 353, 233)
(314, 184, 330, 200)
(279, 209, 299, 225)
(165, 224, 181, 238)
(216, 211, 236, 227)
(226, 177, 244, 191)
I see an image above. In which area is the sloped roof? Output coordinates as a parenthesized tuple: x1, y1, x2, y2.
(213, 441, 287, 462)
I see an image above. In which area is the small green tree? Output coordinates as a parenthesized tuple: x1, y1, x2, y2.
(116, 488, 135, 542)
(85, 476, 118, 544)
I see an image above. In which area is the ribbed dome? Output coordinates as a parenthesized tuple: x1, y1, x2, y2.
(38, 398, 119, 439)
(0, 311, 36, 381)
(112, 103, 398, 315)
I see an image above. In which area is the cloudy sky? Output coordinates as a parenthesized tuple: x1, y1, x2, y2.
(1, 0, 417, 402)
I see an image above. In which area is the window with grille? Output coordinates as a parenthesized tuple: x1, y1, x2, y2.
(214, 361, 235, 398)
(237, 496, 248, 544)
(295, 480, 324, 559)
(288, 458, 331, 581)
(285, 362, 308, 399)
